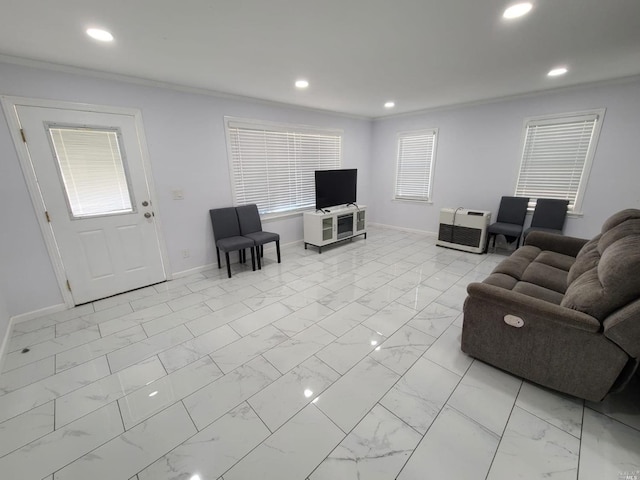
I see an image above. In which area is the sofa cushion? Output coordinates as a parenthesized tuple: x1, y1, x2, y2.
(561, 234, 640, 321)
(512, 282, 564, 305)
(483, 273, 518, 290)
(492, 246, 540, 280)
(567, 234, 601, 285)
(598, 218, 640, 252)
(521, 262, 568, 294)
(535, 251, 575, 272)
(600, 208, 640, 232)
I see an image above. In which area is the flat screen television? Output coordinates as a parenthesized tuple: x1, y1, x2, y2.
(315, 169, 357, 210)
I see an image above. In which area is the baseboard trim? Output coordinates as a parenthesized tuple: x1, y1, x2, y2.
(368, 222, 437, 236)
(172, 263, 218, 279)
(172, 240, 303, 279)
(0, 317, 15, 373)
(0, 303, 72, 370)
(11, 303, 68, 324)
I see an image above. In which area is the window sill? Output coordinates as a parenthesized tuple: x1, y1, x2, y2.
(261, 209, 306, 223)
(392, 198, 433, 205)
(525, 209, 583, 218)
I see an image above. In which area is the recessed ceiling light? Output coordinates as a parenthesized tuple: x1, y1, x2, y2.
(503, 2, 533, 19)
(86, 28, 114, 42)
(295, 79, 309, 89)
(384, 101, 395, 108)
(547, 67, 568, 77)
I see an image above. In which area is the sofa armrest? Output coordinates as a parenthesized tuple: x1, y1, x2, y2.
(466, 282, 600, 332)
(524, 231, 588, 258)
(603, 300, 640, 357)
(462, 281, 627, 401)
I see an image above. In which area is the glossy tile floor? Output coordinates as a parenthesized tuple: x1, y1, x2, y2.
(1, 226, 639, 480)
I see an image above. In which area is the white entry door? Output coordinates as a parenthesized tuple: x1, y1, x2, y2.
(15, 104, 166, 305)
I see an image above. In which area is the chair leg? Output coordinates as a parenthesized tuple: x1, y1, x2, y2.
(276, 240, 281, 263)
(216, 247, 221, 268)
(261, 245, 264, 257)
(225, 252, 232, 278)
(250, 247, 256, 271)
(256, 246, 261, 270)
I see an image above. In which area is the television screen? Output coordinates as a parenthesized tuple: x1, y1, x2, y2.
(315, 169, 357, 210)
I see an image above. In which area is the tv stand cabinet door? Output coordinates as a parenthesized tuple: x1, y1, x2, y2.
(322, 217, 335, 242)
(303, 211, 336, 247)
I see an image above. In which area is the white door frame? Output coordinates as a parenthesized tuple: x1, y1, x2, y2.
(1, 95, 172, 308)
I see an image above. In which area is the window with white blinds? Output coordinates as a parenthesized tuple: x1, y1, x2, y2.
(48, 126, 134, 218)
(226, 119, 342, 215)
(515, 110, 605, 213)
(394, 129, 438, 202)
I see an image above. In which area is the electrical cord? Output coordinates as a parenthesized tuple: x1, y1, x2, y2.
(450, 207, 463, 243)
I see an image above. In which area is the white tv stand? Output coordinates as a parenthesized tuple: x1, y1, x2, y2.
(303, 205, 366, 253)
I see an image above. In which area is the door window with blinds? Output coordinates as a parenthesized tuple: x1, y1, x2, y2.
(225, 118, 342, 215)
(47, 125, 135, 219)
(514, 109, 605, 213)
(394, 129, 438, 202)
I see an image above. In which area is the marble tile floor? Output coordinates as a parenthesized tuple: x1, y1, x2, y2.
(1, 225, 639, 480)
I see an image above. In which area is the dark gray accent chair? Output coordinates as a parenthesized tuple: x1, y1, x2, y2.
(486, 196, 530, 252)
(522, 198, 569, 244)
(209, 207, 255, 278)
(236, 204, 281, 269)
(462, 209, 640, 401)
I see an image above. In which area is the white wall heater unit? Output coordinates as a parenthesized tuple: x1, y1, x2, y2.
(436, 208, 491, 254)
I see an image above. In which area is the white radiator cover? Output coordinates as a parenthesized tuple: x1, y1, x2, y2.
(436, 208, 491, 254)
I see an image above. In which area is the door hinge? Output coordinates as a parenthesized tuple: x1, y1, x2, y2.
(66, 280, 72, 292)
(45, 211, 51, 222)
(20, 129, 27, 143)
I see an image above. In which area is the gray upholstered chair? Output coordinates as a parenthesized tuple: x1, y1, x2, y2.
(486, 196, 530, 252)
(209, 207, 255, 278)
(522, 198, 569, 244)
(236, 204, 280, 269)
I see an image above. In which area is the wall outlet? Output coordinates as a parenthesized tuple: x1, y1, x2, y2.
(181, 249, 190, 258)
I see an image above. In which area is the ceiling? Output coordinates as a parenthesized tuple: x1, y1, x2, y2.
(1, 0, 639, 118)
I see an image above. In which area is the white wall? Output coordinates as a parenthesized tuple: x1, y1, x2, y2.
(370, 78, 640, 238)
(0, 61, 372, 317)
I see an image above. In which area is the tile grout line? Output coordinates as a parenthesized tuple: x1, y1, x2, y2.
(482, 379, 525, 480)
(393, 356, 469, 479)
(576, 400, 586, 480)
(515, 393, 584, 440)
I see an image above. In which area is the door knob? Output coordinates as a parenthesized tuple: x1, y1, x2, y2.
(142, 201, 149, 207)
(144, 212, 152, 218)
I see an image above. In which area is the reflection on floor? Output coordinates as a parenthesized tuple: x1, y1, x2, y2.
(1, 226, 639, 480)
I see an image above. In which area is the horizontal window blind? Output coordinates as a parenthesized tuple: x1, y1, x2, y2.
(49, 127, 134, 218)
(395, 129, 437, 201)
(227, 121, 341, 215)
(515, 113, 600, 211)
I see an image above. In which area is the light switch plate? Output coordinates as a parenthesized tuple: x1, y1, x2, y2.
(172, 189, 184, 200)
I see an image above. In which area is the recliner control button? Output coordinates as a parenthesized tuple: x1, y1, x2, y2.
(504, 314, 524, 327)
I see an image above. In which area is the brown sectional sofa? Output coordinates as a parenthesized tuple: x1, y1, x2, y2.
(461, 208, 640, 401)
